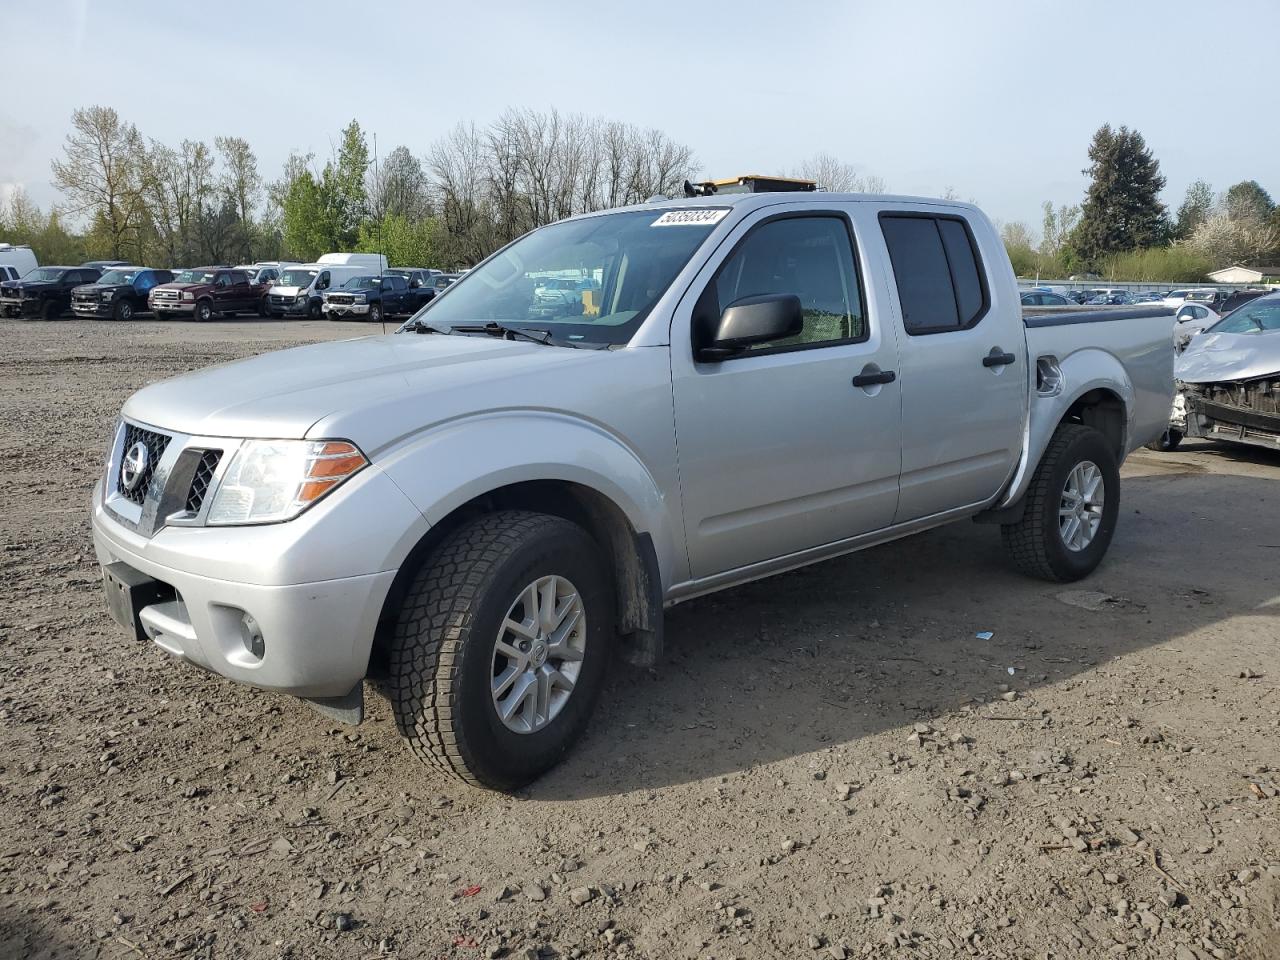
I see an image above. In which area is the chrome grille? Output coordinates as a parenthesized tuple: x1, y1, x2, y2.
(116, 424, 171, 505)
(185, 450, 222, 513)
(152, 289, 181, 302)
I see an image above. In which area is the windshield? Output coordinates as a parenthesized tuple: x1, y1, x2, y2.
(412, 209, 725, 345)
(1208, 298, 1280, 335)
(279, 269, 318, 287)
(99, 270, 138, 285)
(24, 268, 66, 282)
(341, 276, 379, 290)
(175, 269, 215, 284)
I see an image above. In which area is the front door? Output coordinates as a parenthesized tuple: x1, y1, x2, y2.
(877, 210, 1026, 522)
(671, 209, 903, 580)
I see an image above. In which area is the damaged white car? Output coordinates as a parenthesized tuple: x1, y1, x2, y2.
(1156, 291, 1280, 452)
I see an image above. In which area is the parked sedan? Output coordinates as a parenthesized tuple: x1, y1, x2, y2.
(1173, 302, 1221, 351)
(1020, 291, 1074, 306)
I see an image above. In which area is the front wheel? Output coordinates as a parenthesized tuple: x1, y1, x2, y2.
(113, 300, 133, 322)
(368, 302, 382, 324)
(1001, 424, 1120, 582)
(194, 300, 213, 323)
(1145, 428, 1183, 452)
(388, 511, 613, 791)
(40, 300, 60, 320)
(308, 299, 321, 319)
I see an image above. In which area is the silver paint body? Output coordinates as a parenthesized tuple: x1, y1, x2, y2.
(91, 193, 1174, 698)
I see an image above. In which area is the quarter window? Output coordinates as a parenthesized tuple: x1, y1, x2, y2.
(706, 215, 866, 353)
(880, 214, 988, 335)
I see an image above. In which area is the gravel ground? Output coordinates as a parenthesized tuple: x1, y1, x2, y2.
(1, 317, 1277, 960)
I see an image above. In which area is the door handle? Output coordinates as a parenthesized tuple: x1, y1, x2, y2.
(983, 350, 1016, 367)
(852, 369, 897, 387)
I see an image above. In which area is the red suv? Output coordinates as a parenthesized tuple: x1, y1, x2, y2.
(149, 267, 268, 322)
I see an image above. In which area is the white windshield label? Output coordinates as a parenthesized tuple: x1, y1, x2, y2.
(651, 209, 729, 227)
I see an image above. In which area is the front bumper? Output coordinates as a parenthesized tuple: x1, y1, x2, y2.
(2, 297, 44, 317)
(91, 460, 424, 698)
(151, 301, 195, 317)
(73, 300, 114, 317)
(268, 298, 312, 316)
(322, 302, 370, 318)
(1185, 393, 1280, 450)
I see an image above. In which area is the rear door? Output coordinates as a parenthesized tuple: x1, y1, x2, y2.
(877, 209, 1025, 522)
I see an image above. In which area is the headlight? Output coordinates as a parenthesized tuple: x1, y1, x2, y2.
(100, 290, 115, 301)
(354, 294, 366, 303)
(295, 294, 307, 304)
(206, 440, 367, 525)
(182, 291, 194, 301)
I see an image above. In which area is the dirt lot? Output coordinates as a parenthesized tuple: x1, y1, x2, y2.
(1, 317, 1277, 960)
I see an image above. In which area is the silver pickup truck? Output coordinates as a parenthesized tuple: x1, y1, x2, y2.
(92, 193, 1174, 790)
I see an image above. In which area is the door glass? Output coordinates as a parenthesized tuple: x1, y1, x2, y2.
(880, 216, 960, 333)
(713, 216, 865, 350)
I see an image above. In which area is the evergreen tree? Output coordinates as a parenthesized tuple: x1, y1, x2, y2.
(1071, 125, 1168, 264)
(1173, 179, 1213, 240)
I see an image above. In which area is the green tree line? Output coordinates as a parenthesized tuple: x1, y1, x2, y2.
(0, 105, 699, 271)
(1001, 124, 1280, 282)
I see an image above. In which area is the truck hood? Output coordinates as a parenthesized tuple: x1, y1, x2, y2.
(153, 282, 209, 294)
(1, 280, 55, 293)
(270, 285, 305, 297)
(75, 283, 127, 295)
(121, 333, 611, 442)
(1176, 329, 1280, 383)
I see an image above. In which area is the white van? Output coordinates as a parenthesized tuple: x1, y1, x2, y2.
(317, 252, 388, 272)
(0, 243, 39, 278)
(265, 263, 374, 318)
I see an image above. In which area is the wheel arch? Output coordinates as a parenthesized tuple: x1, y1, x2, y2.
(368, 478, 665, 677)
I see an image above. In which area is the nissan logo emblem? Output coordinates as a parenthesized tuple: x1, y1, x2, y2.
(120, 441, 149, 492)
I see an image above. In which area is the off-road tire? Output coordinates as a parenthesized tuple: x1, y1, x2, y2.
(388, 510, 613, 791)
(1001, 424, 1120, 583)
(1145, 428, 1183, 452)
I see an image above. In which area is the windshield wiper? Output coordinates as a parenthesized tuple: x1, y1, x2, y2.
(402, 316, 449, 334)
(449, 321, 575, 348)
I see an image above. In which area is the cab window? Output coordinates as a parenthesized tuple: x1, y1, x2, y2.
(702, 215, 866, 354)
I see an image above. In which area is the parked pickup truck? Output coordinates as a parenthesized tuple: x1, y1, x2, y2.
(1, 265, 103, 318)
(72, 267, 175, 321)
(321, 273, 418, 322)
(149, 267, 267, 321)
(91, 193, 1174, 790)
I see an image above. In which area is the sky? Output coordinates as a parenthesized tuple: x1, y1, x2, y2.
(1, 0, 1274, 237)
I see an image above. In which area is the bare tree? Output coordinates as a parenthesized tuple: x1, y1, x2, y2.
(369, 145, 430, 222)
(793, 153, 865, 192)
(50, 106, 146, 259)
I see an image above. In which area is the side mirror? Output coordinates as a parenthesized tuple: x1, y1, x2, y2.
(696, 294, 804, 362)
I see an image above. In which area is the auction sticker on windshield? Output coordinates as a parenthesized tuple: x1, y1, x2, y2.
(651, 209, 730, 227)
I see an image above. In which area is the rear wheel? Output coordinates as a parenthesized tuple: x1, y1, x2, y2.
(388, 511, 613, 791)
(1145, 428, 1183, 452)
(1001, 424, 1120, 582)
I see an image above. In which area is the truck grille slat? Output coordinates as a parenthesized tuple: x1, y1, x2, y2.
(116, 424, 171, 505)
(185, 450, 222, 513)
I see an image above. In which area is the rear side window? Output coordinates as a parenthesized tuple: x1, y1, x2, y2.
(880, 213, 988, 335)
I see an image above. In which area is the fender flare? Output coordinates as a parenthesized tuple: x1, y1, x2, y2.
(374, 410, 680, 589)
(986, 348, 1134, 517)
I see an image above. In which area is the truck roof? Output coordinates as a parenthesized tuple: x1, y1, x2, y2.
(575, 191, 985, 221)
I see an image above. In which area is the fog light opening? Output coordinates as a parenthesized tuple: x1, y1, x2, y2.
(240, 612, 265, 661)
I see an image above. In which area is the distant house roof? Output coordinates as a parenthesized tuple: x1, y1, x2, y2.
(1208, 264, 1280, 281)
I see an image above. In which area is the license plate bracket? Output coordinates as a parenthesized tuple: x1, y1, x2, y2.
(102, 562, 174, 642)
